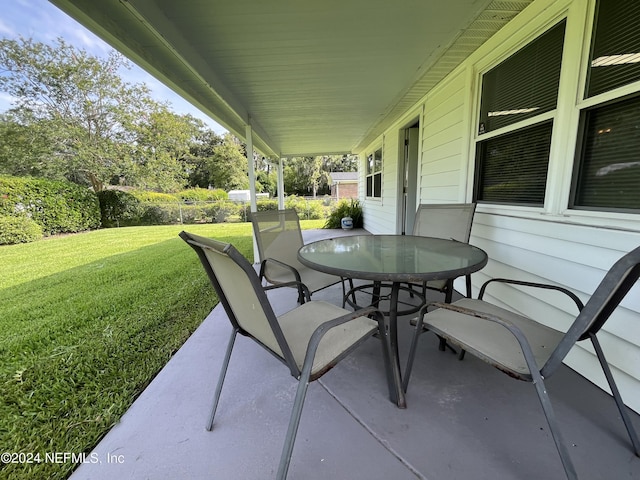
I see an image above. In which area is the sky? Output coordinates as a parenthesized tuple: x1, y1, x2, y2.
(0, 0, 227, 133)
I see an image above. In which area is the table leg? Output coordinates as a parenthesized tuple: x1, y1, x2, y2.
(388, 282, 406, 408)
(372, 281, 382, 308)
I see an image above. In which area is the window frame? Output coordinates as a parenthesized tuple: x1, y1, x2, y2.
(472, 19, 567, 208)
(365, 145, 383, 199)
(568, 0, 640, 214)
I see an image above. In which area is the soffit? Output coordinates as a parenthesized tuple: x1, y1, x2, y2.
(50, 0, 533, 157)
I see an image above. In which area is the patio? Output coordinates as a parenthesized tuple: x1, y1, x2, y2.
(69, 229, 640, 480)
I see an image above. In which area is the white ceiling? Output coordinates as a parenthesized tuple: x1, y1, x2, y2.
(50, 0, 533, 157)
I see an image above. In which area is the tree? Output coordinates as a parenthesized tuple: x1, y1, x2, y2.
(283, 155, 356, 196)
(206, 133, 249, 191)
(184, 129, 225, 188)
(0, 113, 55, 177)
(256, 169, 277, 196)
(0, 37, 197, 191)
(130, 111, 203, 192)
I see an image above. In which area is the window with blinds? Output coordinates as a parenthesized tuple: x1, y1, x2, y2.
(478, 21, 565, 135)
(572, 0, 640, 212)
(474, 20, 565, 205)
(476, 122, 552, 205)
(573, 96, 640, 211)
(585, 0, 640, 98)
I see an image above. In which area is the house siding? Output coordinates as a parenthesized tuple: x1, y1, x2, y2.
(362, 134, 401, 234)
(358, 0, 640, 413)
(420, 69, 466, 202)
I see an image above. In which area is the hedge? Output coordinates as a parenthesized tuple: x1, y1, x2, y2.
(0, 215, 44, 245)
(97, 189, 248, 227)
(175, 188, 228, 202)
(254, 197, 326, 220)
(0, 176, 101, 238)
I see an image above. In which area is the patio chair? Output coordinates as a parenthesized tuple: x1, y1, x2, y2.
(179, 231, 400, 480)
(410, 203, 477, 303)
(251, 209, 352, 304)
(408, 203, 476, 352)
(403, 245, 640, 480)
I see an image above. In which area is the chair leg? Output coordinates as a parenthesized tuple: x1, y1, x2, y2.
(276, 367, 313, 479)
(437, 282, 458, 355)
(590, 334, 640, 456)
(531, 371, 578, 480)
(457, 275, 472, 360)
(341, 277, 356, 308)
(444, 281, 454, 304)
(465, 274, 472, 298)
(206, 328, 238, 431)
(403, 315, 425, 393)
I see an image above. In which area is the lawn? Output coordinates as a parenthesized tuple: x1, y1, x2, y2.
(0, 221, 323, 479)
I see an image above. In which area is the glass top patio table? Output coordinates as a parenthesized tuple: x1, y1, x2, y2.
(297, 234, 488, 283)
(298, 234, 488, 409)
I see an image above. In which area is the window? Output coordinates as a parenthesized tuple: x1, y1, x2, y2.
(366, 147, 382, 198)
(571, 0, 640, 212)
(474, 20, 566, 205)
(475, 122, 552, 205)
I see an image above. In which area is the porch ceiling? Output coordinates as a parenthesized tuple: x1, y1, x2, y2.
(50, 0, 533, 157)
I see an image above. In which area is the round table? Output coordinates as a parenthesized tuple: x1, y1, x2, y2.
(298, 234, 488, 408)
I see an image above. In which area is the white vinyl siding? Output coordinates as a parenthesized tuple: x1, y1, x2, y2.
(471, 213, 640, 411)
(362, 135, 400, 234)
(357, 0, 640, 413)
(420, 69, 467, 202)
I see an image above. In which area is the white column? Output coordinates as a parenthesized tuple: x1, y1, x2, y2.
(277, 157, 285, 210)
(246, 122, 257, 213)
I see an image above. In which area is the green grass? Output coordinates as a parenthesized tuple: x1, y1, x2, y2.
(0, 220, 324, 479)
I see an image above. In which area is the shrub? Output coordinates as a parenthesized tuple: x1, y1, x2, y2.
(210, 201, 242, 223)
(175, 188, 228, 202)
(253, 197, 327, 220)
(140, 204, 177, 225)
(256, 199, 279, 212)
(0, 175, 100, 235)
(324, 199, 363, 229)
(284, 196, 326, 220)
(0, 215, 44, 245)
(96, 190, 143, 228)
(131, 191, 179, 203)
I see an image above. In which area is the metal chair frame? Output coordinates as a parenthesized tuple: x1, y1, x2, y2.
(404, 246, 640, 480)
(410, 202, 477, 302)
(251, 209, 352, 304)
(180, 231, 400, 480)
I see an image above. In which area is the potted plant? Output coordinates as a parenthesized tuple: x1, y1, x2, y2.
(324, 199, 363, 229)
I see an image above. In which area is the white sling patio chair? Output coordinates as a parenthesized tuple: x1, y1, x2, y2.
(403, 245, 640, 480)
(410, 203, 477, 302)
(251, 209, 352, 304)
(408, 203, 477, 353)
(179, 231, 401, 480)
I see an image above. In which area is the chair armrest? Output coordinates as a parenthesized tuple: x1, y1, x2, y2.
(478, 278, 584, 311)
(301, 305, 402, 404)
(259, 257, 303, 282)
(263, 280, 311, 302)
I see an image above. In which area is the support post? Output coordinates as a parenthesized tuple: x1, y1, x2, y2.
(278, 157, 285, 210)
(246, 122, 257, 213)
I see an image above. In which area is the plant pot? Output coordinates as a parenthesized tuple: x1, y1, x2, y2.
(341, 216, 353, 230)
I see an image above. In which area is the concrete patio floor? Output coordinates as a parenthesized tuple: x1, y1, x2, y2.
(70, 229, 640, 480)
